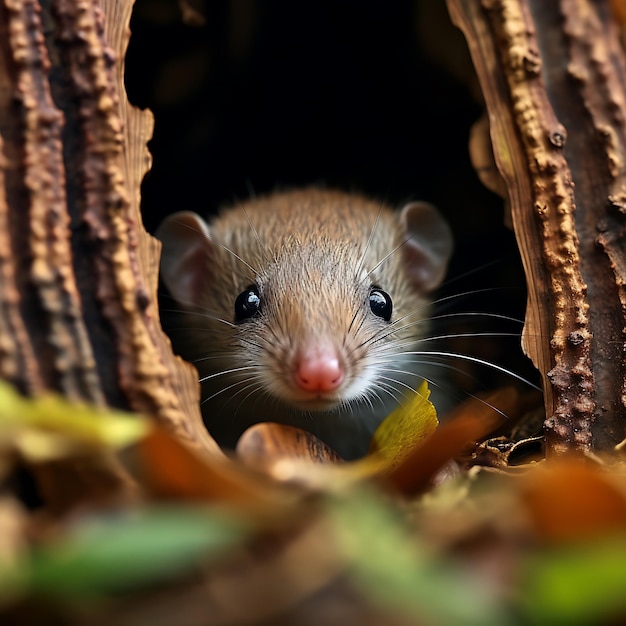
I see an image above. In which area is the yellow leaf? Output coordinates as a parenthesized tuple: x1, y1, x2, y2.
(0, 380, 148, 461)
(239, 382, 439, 489)
(368, 380, 438, 465)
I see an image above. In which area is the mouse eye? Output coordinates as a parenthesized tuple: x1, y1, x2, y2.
(235, 285, 261, 321)
(369, 288, 392, 321)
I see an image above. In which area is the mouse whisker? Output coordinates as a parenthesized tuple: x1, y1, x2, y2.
(198, 365, 259, 383)
(377, 365, 512, 420)
(160, 308, 237, 329)
(358, 299, 527, 350)
(231, 380, 274, 418)
(238, 202, 273, 267)
(380, 359, 472, 379)
(182, 330, 264, 353)
(395, 332, 523, 352)
(428, 287, 503, 310)
(346, 308, 368, 346)
(203, 380, 266, 408)
(365, 379, 403, 407)
(235, 337, 267, 352)
(353, 202, 385, 283)
(166, 331, 237, 349)
(377, 352, 535, 398)
(368, 323, 522, 350)
(360, 237, 410, 286)
(398, 350, 541, 390)
(377, 364, 446, 393)
(346, 292, 366, 338)
(376, 373, 429, 398)
(360, 392, 375, 412)
(190, 352, 247, 364)
(201, 382, 244, 406)
(339, 398, 357, 418)
(428, 311, 525, 325)
(406, 288, 506, 323)
(227, 380, 284, 424)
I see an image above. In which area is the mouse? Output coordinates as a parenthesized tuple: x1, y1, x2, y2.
(156, 188, 453, 459)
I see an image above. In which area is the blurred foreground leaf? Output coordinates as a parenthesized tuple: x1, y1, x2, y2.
(523, 536, 626, 624)
(0, 380, 148, 461)
(520, 457, 626, 544)
(21, 506, 248, 599)
(140, 425, 303, 515)
(329, 489, 513, 626)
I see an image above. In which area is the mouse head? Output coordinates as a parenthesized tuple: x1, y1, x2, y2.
(156, 193, 453, 414)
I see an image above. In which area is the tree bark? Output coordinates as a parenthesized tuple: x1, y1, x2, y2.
(0, 0, 219, 509)
(448, 0, 626, 455)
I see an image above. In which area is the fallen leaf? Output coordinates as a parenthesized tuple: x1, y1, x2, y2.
(368, 380, 438, 465)
(26, 505, 248, 599)
(521, 456, 626, 545)
(386, 387, 514, 495)
(522, 535, 626, 624)
(236, 382, 440, 488)
(138, 424, 303, 516)
(0, 381, 148, 462)
(329, 488, 513, 626)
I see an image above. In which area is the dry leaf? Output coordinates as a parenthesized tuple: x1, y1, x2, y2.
(387, 388, 515, 495)
(521, 456, 626, 545)
(138, 424, 303, 516)
(233, 382, 439, 490)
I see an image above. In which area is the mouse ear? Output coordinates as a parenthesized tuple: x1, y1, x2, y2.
(399, 201, 453, 293)
(156, 211, 213, 307)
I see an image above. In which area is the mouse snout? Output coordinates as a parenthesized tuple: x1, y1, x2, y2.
(294, 344, 345, 393)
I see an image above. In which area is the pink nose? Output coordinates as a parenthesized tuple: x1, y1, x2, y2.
(295, 347, 344, 392)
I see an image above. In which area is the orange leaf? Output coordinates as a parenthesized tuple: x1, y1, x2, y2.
(386, 387, 514, 495)
(521, 456, 626, 545)
(138, 425, 300, 514)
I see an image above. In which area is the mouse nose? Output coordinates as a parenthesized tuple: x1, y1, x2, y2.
(295, 345, 344, 393)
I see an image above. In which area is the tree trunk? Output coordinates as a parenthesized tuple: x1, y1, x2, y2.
(0, 0, 219, 509)
(448, 0, 626, 455)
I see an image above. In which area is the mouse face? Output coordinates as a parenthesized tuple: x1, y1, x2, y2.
(157, 189, 453, 458)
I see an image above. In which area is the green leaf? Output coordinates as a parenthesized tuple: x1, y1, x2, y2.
(28, 505, 248, 598)
(522, 536, 626, 625)
(328, 489, 512, 626)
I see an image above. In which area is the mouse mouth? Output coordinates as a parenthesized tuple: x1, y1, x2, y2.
(288, 393, 344, 412)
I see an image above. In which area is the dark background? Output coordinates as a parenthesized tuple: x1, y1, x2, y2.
(126, 0, 536, 398)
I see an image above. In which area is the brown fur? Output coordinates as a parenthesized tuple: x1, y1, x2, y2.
(158, 188, 451, 459)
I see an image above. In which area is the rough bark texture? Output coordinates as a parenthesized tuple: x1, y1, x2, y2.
(0, 0, 219, 508)
(448, 0, 626, 454)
